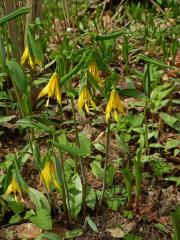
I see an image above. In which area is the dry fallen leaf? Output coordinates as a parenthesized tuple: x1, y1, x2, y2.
(107, 221, 136, 238)
(107, 227, 125, 238)
(15, 223, 42, 239)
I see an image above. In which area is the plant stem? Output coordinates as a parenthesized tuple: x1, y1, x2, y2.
(11, 79, 33, 152)
(135, 148, 142, 214)
(98, 122, 110, 210)
(144, 101, 149, 154)
(70, 97, 87, 219)
(59, 149, 71, 225)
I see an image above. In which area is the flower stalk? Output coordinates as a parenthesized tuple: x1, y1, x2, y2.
(71, 97, 87, 219)
(98, 122, 110, 210)
(58, 149, 71, 225)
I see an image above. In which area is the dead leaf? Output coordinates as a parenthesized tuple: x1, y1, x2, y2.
(107, 227, 125, 238)
(15, 223, 42, 239)
(107, 221, 136, 238)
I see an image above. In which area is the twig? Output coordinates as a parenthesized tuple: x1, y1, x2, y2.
(149, 0, 166, 14)
(112, 0, 125, 21)
(100, 0, 107, 19)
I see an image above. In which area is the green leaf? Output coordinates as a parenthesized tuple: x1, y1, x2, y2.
(24, 209, 35, 219)
(0, 115, 16, 124)
(58, 133, 67, 145)
(86, 216, 98, 233)
(174, 149, 180, 157)
(171, 206, 180, 240)
(150, 83, 173, 101)
(161, 113, 180, 131)
(149, 143, 164, 148)
(155, 223, 169, 234)
(8, 201, 24, 214)
(79, 134, 91, 156)
(6, 60, 27, 92)
(9, 214, 21, 224)
(52, 141, 87, 156)
(143, 64, 152, 97)
(138, 54, 173, 69)
(64, 229, 83, 239)
(35, 232, 62, 240)
(117, 135, 130, 154)
(18, 144, 32, 166)
(118, 88, 147, 99)
(33, 142, 41, 171)
(27, 30, 44, 62)
(28, 187, 51, 213)
(94, 31, 124, 41)
(18, 117, 55, 133)
(86, 187, 96, 210)
(106, 164, 116, 187)
(0, 36, 6, 70)
(90, 161, 104, 182)
(60, 52, 87, 86)
(30, 208, 52, 230)
(165, 177, 180, 186)
(107, 198, 120, 211)
(0, 7, 30, 25)
(93, 143, 106, 152)
(68, 173, 82, 219)
(165, 139, 180, 150)
(129, 112, 144, 128)
(54, 156, 63, 187)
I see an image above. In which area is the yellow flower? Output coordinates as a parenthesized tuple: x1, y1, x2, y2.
(105, 89, 124, 123)
(88, 61, 103, 86)
(40, 161, 60, 191)
(78, 86, 96, 113)
(21, 46, 42, 70)
(4, 177, 23, 202)
(37, 72, 61, 107)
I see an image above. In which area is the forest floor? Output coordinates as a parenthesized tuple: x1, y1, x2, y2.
(0, 1, 180, 240)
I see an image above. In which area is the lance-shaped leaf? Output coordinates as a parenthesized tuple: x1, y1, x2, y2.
(0, 36, 6, 70)
(6, 60, 27, 92)
(0, 7, 30, 25)
(52, 141, 88, 156)
(27, 30, 44, 63)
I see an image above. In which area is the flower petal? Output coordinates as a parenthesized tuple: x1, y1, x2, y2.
(12, 178, 22, 196)
(37, 84, 49, 100)
(28, 56, 34, 70)
(85, 102, 89, 113)
(55, 76, 61, 105)
(40, 163, 51, 191)
(47, 73, 56, 98)
(21, 47, 29, 65)
(78, 90, 85, 112)
(4, 182, 13, 196)
(35, 58, 42, 67)
(114, 110, 119, 123)
(90, 98, 97, 110)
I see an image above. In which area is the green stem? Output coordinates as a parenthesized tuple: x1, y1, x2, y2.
(144, 101, 148, 154)
(70, 97, 87, 219)
(135, 148, 142, 214)
(11, 79, 33, 149)
(98, 122, 110, 210)
(59, 149, 71, 225)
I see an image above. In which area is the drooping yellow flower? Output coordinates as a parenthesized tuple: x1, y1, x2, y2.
(40, 161, 60, 191)
(78, 86, 96, 113)
(21, 46, 42, 70)
(88, 61, 103, 86)
(105, 89, 124, 123)
(37, 72, 61, 107)
(4, 177, 23, 202)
